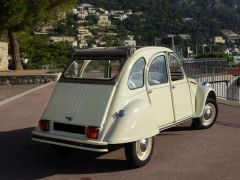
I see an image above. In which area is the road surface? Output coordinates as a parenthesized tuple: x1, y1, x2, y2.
(0, 83, 240, 180)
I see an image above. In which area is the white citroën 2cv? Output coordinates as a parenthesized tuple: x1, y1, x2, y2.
(32, 47, 218, 167)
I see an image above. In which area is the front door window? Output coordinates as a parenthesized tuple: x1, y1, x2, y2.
(147, 54, 174, 127)
(169, 54, 193, 121)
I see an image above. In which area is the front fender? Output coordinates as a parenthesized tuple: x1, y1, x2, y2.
(194, 85, 216, 118)
(105, 98, 158, 144)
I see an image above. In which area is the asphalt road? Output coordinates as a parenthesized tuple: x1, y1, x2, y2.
(0, 83, 240, 180)
(0, 84, 40, 101)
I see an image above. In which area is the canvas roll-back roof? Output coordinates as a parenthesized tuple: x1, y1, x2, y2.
(72, 46, 173, 60)
(72, 47, 132, 59)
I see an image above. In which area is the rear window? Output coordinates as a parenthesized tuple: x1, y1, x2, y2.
(64, 59, 121, 80)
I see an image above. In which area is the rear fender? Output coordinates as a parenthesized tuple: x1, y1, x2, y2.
(194, 85, 216, 118)
(105, 98, 158, 144)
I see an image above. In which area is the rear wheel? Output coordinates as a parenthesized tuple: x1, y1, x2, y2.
(124, 137, 154, 168)
(192, 98, 218, 129)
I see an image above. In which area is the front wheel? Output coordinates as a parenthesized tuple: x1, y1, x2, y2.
(192, 98, 218, 129)
(124, 137, 154, 168)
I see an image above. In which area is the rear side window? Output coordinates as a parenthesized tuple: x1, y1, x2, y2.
(169, 55, 184, 81)
(148, 56, 168, 86)
(128, 58, 146, 90)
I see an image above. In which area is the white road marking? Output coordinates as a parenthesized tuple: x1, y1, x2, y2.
(0, 82, 55, 107)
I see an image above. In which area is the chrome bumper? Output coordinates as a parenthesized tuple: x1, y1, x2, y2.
(32, 132, 108, 152)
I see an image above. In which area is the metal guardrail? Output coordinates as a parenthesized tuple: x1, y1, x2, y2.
(183, 60, 240, 101)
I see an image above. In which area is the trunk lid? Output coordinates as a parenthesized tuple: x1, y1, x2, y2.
(42, 82, 114, 127)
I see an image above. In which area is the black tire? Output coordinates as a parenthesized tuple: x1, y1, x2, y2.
(124, 137, 154, 168)
(191, 98, 218, 129)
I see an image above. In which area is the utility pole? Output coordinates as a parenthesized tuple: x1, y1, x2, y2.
(168, 35, 176, 52)
(196, 43, 198, 56)
(171, 36, 176, 52)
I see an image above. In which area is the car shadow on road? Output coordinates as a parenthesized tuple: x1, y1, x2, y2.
(0, 127, 129, 179)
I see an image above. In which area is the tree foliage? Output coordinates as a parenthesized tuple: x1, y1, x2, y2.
(0, 0, 77, 70)
(16, 32, 74, 69)
(79, 0, 240, 46)
(0, 0, 76, 31)
(196, 52, 234, 63)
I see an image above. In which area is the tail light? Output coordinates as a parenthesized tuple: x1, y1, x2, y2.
(86, 126, 99, 139)
(39, 120, 49, 131)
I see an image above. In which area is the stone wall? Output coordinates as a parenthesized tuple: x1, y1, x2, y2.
(0, 42, 9, 71)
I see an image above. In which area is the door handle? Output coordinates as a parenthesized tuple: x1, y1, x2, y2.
(172, 85, 176, 89)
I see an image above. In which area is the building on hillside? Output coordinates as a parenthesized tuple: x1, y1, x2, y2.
(98, 8, 109, 15)
(76, 26, 92, 37)
(77, 7, 88, 20)
(124, 35, 136, 47)
(214, 36, 226, 44)
(88, 7, 97, 14)
(98, 41, 107, 46)
(0, 42, 8, 71)
(49, 36, 77, 47)
(179, 34, 191, 40)
(126, 10, 133, 16)
(111, 10, 129, 21)
(114, 14, 128, 21)
(98, 15, 111, 27)
(49, 36, 75, 42)
(34, 25, 54, 35)
(78, 39, 88, 48)
(182, 17, 194, 22)
(221, 29, 240, 42)
(99, 32, 118, 36)
(80, 3, 93, 8)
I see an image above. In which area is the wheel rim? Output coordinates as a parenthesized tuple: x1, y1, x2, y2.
(201, 103, 216, 126)
(136, 137, 152, 161)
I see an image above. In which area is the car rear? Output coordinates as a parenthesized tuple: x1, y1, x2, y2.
(32, 48, 130, 152)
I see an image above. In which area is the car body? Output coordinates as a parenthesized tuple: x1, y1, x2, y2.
(32, 47, 218, 167)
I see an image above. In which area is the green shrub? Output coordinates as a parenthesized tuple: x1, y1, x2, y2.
(196, 52, 234, 63)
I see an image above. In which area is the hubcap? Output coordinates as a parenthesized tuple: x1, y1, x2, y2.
(204, 108, 213, 120)
(139, 139, 147, 152)
(136, 137, 152, 161)
(202, 103, 216, 126)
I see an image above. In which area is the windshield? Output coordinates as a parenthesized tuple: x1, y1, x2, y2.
(64, 59, 121, 80)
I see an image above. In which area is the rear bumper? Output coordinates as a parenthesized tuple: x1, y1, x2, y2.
(32, 131, 108, 152)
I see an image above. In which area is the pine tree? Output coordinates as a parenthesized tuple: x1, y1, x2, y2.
(0, 0, 76, 70)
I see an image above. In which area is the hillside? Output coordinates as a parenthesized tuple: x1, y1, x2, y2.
(79, 0, 240, 45)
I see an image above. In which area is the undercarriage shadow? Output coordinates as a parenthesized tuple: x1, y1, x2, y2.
(0, 128, 129, 179)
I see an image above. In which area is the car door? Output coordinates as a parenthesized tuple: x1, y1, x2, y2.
(169, 54, 193, 121)
(146, 54, 175, 127)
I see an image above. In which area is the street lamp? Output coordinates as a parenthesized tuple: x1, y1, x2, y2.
(202, 44, 207, 54)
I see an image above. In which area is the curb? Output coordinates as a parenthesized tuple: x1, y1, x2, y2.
(217, 98, 240, 107)
(0, 73, 61, 85)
